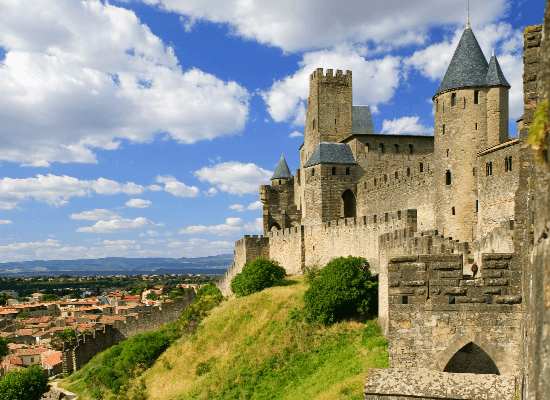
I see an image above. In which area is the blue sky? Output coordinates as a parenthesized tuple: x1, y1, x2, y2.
(0, 0, 544, 262)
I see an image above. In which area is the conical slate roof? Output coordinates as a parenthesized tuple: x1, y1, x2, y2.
(271, 154, 292, 180)
(434, 28, 489, 97)
(486, 55, 510, 88)
(304, 143, 356, 168)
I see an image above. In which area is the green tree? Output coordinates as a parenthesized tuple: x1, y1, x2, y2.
(42, 293, 59, 302)
(230, 258, 286, 297)
(17, 296, 28, 303)
(17, 312, 31, 319)
(0, 365, 49, 400)
(146, 292, 158, 301)
(0, 337, 9, 362)
(303, 256, 378, 326)
(195, 282, 222, 300)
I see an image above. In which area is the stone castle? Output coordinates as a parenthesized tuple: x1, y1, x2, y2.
(218, 11, 550, 400)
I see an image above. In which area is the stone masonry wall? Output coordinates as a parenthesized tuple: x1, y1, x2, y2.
(62, 294, 195, 372)
(266, 226, 304, 276)
(386, 254, 521, 375)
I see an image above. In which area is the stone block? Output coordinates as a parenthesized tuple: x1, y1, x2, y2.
(431, 279, 459, 286)
(416, 288, 426, 295)
(430, 262, 462, 270)
(456, 296, 487, 303)
(483, 261, 510, 269)
(402, 280, 426, 287)
(388, 280, 399, 287)
(486, 278, 509, 286)
(481, 270, 502, 278)
(495, 295, 522, 304)
(437, 270, 463, 279)
(443, 287, 467, 295)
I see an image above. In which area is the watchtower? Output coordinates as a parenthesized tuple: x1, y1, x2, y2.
(433, 21, 510, 243)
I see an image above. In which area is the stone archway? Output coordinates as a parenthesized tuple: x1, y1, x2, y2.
(443, 342, 500, 375)
(342, 189, 356, 218)
(269, 222, 281, 231)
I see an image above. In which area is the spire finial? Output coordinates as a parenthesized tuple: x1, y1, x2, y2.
(492, 44, 495, 56)
(466, 0, 470, 28)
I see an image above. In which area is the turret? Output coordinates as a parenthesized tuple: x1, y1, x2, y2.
(486, 49, 511, 147)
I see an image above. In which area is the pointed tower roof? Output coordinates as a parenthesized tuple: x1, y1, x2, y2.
(434, 27, 488, 98)
(271, 154, 292, 180)
(485, 54, 510, 88)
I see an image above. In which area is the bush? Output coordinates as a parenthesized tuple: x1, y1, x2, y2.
(230, 258, 286, 297)
(42, 293, 59, 302)
(0, 365, 49, 400)
(301, 264, 320, 283)
(303, 256, 378, 325)
(195, 282, 222, 300)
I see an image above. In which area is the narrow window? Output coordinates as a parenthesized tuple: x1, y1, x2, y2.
(332, 167, 336, 175)
(402, 295, 408, 304)
(419, 163, 424, 173)
(408, 144, 413, 154)
(446, 170, 451, 185)
(473, 167, 476, 176)
(313, 118, 316, 130)
(407, 167, 410, 176)
(505, 157, 509, 172)
(510, 220, 515, 230)
(476, 200, 479, 212)
(379, 143, 385, 154)
(385, 213, 389, 223)
(346, 167, 350, 175)
(436, 99, 439, 112)
(452, 207, 455, 215)
(442, 124, 445, 135)
(394, 144, 399, 153)
(364, 182, 366, 189)
(447, 149, 449, 157)
(365, 143, 370, 153)
(374, 178, 377, 186)
(373, 215, 377, 223)
(395, 171, 398, 179)
(384, 174, 387, 182)
(489, 162, 493, 175)
(398, 210, 402, 220)
(508, 156, 512, 171)
(334, 118, 337, 125)
(443, 102, 445, 113)
(474, 90, 479, 104)
(451, 93, 456, 106)
(475, 123, 478, 130)
(463, 98, 466, 109)
(312, 168, 315, 176)
(279, 180, 281, 185)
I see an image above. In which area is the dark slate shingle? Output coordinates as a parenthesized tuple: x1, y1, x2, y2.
(434, 28, 488, 97)
(352, 106, 375, 133)
(486, 55, 511, 88)
(304, 143, 356, 168)
(271, 154, 292, 179)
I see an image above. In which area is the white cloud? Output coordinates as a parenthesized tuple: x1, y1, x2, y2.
(76, 217, 163, 233)
(155, 176, 200, 197)
(289, 131, 303, 138)
(147, 230, 161, 236)
(0, 0, 249, 166)
(70, 209, 122, 221)
(0, 220, 13, 225)
(166, 238, 234, 255)
(194, 161, 272, 195)
(205, 187, 218, 197)
(0, 174, 145, 209)
(244, 218, 263, 233)
(261, 45, 401, 125)
(229, 200, 263, 212)
(404, 22, 524, 119)
(380, 116, 433, 135)
(179, 217, 244, 235)
(125, 198, 152, 208)
(136, 0, 508, 53)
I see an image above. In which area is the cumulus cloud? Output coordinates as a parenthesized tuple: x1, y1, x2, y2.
(244, 218, 263, 233)
(166, 238, 234, 255)
(0, 0, 249, 166)
(125, 198, 152, 208)
(205, 187, 218, 197)
(179, 217, 244, 235)
(229, 200, 263, 212)
(76, 217, 163, 233)
(136, 0, 508, 53)
(194, 162, 272, 195)
(261, 45, 400, 125)
(70, 209, 122, 221)
(0, 220, 13, 225)
(380, 116, 433, 135)
(404, 22, 524, 119)
(0, 174, 144, 210)
(155, 176, 200, 197)
(289, 131, 303, 138)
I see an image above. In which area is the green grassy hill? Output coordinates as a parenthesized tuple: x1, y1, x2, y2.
(61, 276, 388, 400)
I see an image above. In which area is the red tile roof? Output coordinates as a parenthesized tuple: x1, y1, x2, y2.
(42, 352, 62, 368)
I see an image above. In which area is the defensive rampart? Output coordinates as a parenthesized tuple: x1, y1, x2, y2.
(62, 293, 195, 373)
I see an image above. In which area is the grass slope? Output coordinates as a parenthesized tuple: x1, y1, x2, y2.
(62, 277, 388, 400)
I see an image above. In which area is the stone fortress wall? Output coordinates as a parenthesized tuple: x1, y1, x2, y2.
(62, 293, 195, 373)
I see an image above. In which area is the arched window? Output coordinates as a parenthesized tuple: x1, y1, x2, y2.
(394, 144, 399, 153)
(332, 167, 336, 175)
(444, 342, 499, 374)
(346, 168, 350, 175)
(408, 144, 413, 154)
(378, 143, 385, 154)
(342, 189, 356, 218)
(269, 222, 281, 231)
(446, 170, 451, 185)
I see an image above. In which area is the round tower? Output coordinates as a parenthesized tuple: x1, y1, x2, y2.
(433, 22, 509, 243)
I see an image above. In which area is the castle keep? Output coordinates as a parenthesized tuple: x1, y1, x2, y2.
(218, 17, 548, 400)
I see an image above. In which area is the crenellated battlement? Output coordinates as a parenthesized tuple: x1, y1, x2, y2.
(309, 67, 352, 83)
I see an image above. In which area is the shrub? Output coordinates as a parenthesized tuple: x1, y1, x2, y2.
(230, 258, 286, 297)
(0, 365, 49, 400)
(17, 312, 31, 319)
(42, 293, 59, 302)
(301, 264, 320, 283)
(303, 256, 378, 325)
(195, 282, 222, 300)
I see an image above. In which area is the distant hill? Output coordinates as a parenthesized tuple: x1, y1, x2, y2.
(0, 254, 233, 275)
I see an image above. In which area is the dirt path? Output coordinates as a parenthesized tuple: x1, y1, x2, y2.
(49, 381, 78, 399)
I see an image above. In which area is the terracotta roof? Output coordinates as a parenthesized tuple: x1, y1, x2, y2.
(42, 352, 62, 367)
(477, 138, 521, 156)
(16, 348, 48, 356)
(16, 329, 38, 336)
